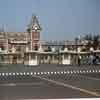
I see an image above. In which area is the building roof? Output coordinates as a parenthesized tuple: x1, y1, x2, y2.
(27, 15, 42, 31)
(6, 32, 30, 41)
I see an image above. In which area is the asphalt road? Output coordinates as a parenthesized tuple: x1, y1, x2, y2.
(0, 64, 100, 99)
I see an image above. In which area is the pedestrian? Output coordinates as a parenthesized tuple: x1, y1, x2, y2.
(78, 56, 81, 66)
(89, 55, 94, 65)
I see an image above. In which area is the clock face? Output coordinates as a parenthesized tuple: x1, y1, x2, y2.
(34, 26, 38, 30)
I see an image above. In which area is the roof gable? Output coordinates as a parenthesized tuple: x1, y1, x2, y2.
(28, 14, 42, 31)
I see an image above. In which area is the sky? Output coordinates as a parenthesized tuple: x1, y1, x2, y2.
(0, 0, 100, 41)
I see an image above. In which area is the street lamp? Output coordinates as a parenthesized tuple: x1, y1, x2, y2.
(90, 47, 94, 65)
(57, 48, 60, 65)
(75, 37, 78, 65)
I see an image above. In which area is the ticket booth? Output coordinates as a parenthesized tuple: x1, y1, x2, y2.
(24, 51, 39, 66)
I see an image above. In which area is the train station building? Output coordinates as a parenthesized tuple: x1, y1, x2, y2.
(0, 15, 100, 65)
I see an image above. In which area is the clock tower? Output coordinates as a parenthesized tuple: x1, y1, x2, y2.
(28, 15, 42, 50)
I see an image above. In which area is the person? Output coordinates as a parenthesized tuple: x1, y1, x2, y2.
(93, 56, 96, 65)
(89, 55, 94, 65)
(78, 56, 81, 66)
(95, 55, 100, 65)
(92, 53, 97, 65)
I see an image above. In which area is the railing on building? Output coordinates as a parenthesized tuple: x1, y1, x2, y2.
(0, 48, 100, 66)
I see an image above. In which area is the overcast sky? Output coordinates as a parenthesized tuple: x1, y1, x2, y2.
(0, 0, 100, 41)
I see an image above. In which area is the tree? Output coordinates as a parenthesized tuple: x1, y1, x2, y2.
(61, 45, 65, 50)
(83, 34, 100, 50)
(84, 34, 92, 41)
(26, 28, 31, 33)
(48, 46, 52, 52)
(93, 35, 100, 50)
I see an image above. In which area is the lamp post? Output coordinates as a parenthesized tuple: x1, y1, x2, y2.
(75, 35, 81, 65)
(57, 47, 60, 65)
(90, 47, 94, 65)
(75, 37, 78, 65)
